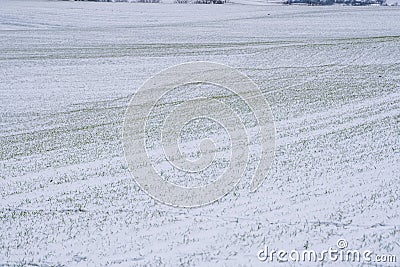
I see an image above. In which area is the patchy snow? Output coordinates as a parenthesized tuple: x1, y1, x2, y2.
(1, 0, 399, 266)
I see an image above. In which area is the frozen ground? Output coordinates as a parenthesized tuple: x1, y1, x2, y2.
(1, 0, 400, 266)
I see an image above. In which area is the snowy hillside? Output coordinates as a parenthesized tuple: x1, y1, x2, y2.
(1, 0, 399, 266)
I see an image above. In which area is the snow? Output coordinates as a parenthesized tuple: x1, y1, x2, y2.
(1, 0, 399, 266)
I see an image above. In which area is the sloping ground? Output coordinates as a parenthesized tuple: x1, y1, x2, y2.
(0, 1, 399, 266)
(230, 0, 285, 5)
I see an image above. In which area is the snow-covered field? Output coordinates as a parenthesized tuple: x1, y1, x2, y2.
(1, 0, 400, 266)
